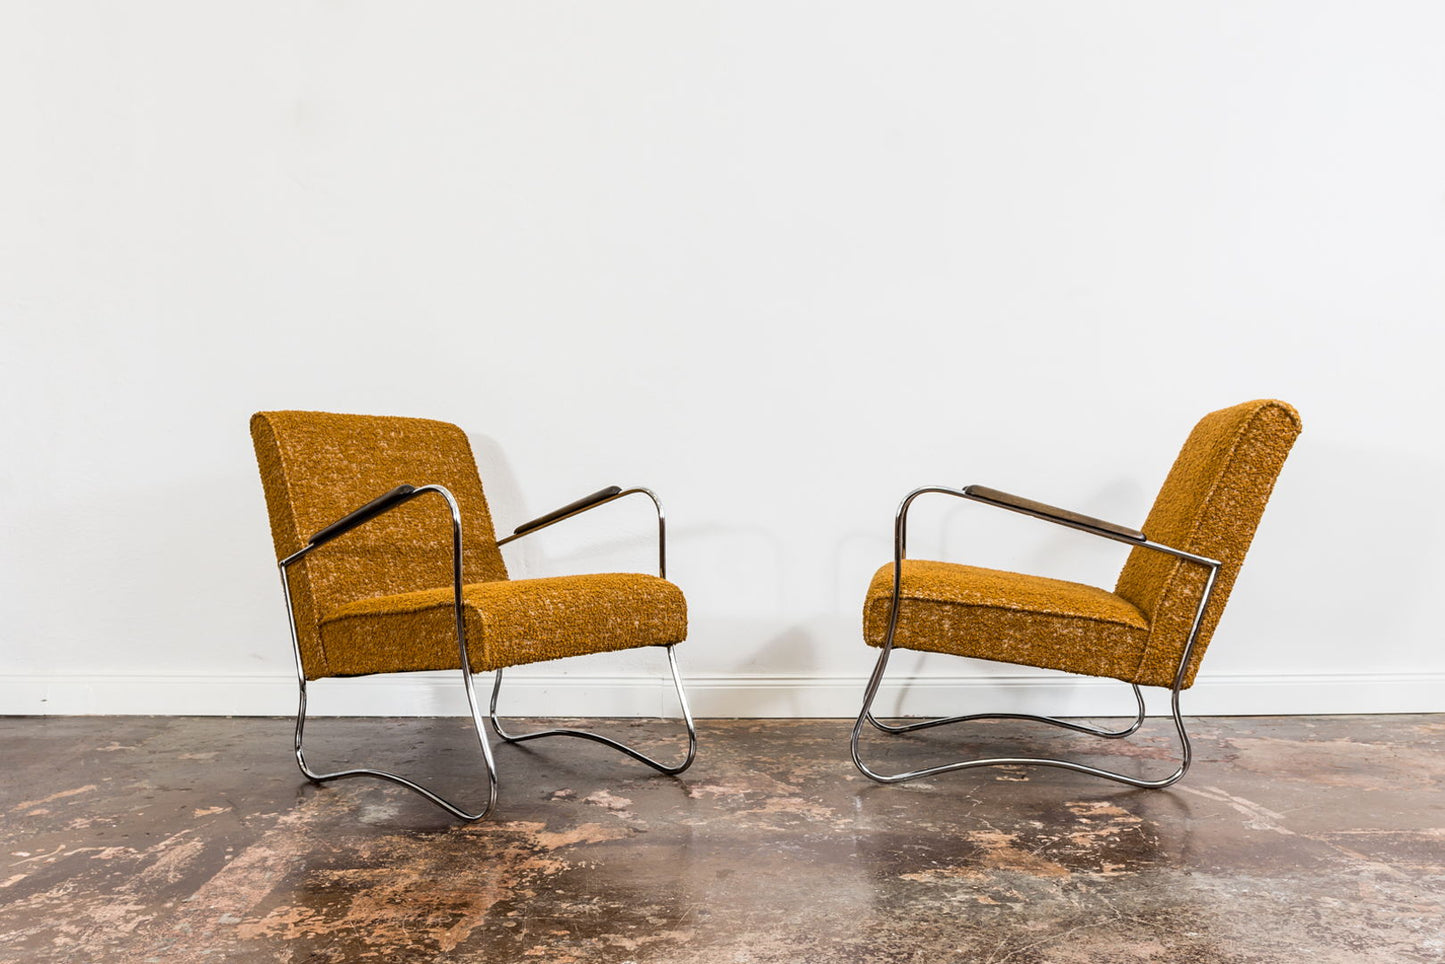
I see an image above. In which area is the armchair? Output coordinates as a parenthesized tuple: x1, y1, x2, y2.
(251, 411, 695, 821)
(852, 399, 1302, 788)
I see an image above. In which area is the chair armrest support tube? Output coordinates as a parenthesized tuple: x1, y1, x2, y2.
(510, 486, 624, 536)
(496, 486, 666, 578)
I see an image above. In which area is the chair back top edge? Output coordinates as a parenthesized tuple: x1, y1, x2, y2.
(251, 410, 509, 623)
(1115, 398, 1302, 652)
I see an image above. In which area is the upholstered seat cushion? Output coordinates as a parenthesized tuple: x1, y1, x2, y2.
(863, 560, 1152, 684)
(316, 572, 687, 678)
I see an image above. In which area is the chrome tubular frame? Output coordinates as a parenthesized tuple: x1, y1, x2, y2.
(851, 485, 1221, 790)
(279, 484, 499, 821)
(488, 644, 698, 774)
(491, 486, 697, 774)
(496, 486, 667, 578)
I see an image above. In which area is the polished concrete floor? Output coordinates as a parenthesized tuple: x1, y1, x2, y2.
(1, 714, 1441, 963)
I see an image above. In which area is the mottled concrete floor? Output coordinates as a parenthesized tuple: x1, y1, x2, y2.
(1, 715, 1441, 963)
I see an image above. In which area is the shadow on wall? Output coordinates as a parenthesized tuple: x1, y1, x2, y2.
(13, 417, 1435, 714)
(464, 430, 531, 548)
(812, 431, 1444, 710)
(468, 430, 754, 583)
(142, 429, 1445, 686)
(936, 476, 1155, 589)
(1207, 438, 1439, 675)
(464, 427, 1443, 691)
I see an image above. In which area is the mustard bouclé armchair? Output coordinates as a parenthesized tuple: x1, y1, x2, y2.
(852, 399, 1302, 788)
(252, 411, 695, 821)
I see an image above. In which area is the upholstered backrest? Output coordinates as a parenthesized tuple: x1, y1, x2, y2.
(1115, 399, 1301, 688)
(251, 411, 509, 679)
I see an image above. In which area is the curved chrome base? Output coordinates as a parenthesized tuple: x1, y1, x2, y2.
(294, 670, 500, 822)
(851, 645, 1191, 790)
(865, 680, 1146, 739)
(488, 644, 697, 775)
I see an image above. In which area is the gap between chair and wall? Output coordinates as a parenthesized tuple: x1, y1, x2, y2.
(4, 671, 1439, 717)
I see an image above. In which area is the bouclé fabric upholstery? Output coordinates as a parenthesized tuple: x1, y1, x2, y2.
(865, 399, 1301, 690)
(251, 411, 686, 680)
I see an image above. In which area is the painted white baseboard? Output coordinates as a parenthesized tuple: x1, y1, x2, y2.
(2, 671, 1440, 717)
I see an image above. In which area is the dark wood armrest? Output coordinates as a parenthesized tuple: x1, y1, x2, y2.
(963, 484, 1145, 541)
(309, 484, 419, 548)
(513, 486, 624, 536)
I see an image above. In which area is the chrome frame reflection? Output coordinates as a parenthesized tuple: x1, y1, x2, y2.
(491, 487, 697, 775)
(851, 484, 1221, 790)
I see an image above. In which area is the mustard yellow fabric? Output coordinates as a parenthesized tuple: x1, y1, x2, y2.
(321, 573, 686, 675)
(864, 561, 1151, 682)
(864, 400, 1301, 690)
(251, 411, 686, 680)
(1116, 399, 1301, 687)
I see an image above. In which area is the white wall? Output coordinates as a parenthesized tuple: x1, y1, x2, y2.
(2, 2, 1441, 718)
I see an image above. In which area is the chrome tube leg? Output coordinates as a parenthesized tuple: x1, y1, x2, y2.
(488, 644, 697, 775)
(280, 487, 500, 822)
(290, 687, 497, 820)
(850, 636, 903, 781)
(291, 675, 499, 821)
